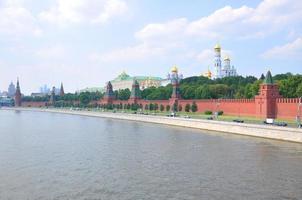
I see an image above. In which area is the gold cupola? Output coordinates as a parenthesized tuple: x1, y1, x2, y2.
(224, 55, 230, 61)
(171, 65, 178, 73)
(214, 43, 221, 51)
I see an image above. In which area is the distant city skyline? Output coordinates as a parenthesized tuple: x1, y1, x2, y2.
(0, 0, 302, 94)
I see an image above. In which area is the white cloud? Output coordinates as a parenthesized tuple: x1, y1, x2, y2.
(135, 18, 188, 41)
(262, 37, 302, 59)
(136, 0, 302, 41)
(0, 2, 42, 37)
(39, 0, 128, 25)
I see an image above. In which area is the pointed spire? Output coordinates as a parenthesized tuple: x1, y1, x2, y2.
(50, 86, 56, 105)
(264, 70, 274, 84)
(15, 78, 22, 107)
(60, 82, 65, 97)
(130, 79, 141, 99)
(104, 81, 115, 98)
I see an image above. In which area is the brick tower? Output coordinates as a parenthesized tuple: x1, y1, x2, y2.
(50, 86, 56, 106)
(129, 79, 141, 104)
(255, 70, 281, 119)
(103, 81, 115, 104)
(60, 82, 65, 97)
(14, 78, 22, 107)
(169, 66, 182, 111)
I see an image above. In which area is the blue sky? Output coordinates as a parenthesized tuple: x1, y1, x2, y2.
(0, 0, 301, 94)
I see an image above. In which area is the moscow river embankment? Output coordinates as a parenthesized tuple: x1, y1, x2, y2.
(2, 107, 302, 143)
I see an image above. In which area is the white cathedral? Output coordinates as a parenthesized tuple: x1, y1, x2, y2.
(213, 43, 237, 79)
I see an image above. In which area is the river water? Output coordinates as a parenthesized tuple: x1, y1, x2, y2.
(0, 110, 302, 200)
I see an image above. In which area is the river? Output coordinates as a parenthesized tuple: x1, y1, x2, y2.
(0, 109, 302, 200)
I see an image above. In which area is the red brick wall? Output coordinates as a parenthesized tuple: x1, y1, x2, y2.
(178, 99, 256, 117)
(276, 98, 301, 120)
(22, 102, 48, 107)
(21, 97, 302, 120)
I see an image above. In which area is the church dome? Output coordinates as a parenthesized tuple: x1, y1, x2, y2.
(214, 43, 221, 50)
(171, 66, 178, 73)
(224, 55, 230, 61)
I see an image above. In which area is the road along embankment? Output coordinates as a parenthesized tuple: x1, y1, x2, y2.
(3, 107, 302, 143)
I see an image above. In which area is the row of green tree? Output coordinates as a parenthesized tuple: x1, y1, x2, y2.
(140, 73, 302, 99)
(97, 102, 198, 112)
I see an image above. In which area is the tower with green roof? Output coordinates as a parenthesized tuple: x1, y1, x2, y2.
(103, 81, 115, 104)
(129, 79, 141, 104)
(255, 70, 281, 119)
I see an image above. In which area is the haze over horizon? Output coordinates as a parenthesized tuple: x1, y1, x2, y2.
(0, 0, 301, 95)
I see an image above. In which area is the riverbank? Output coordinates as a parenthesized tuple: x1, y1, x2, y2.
(2, 107, 302, 143)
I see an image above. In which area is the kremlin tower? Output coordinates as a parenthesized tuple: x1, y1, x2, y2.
(170, 66, 181, 99)
(60, 83, 65, 97)
(129, 79, 141, 104)
(103, 81, 115, 104)
(50, 86, 56, 106)
(14, 78, 22, 107)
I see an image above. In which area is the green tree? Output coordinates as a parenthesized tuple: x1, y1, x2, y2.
(185, 104, 191, 112)
(79, 92, 91, 106)
(166, 105, 170, 112)
(178, 104, 182, 112)
(154, 103, 159, 111)
(117, 88, 131, 100)
(160, 104, 164, 112)
(149, 103, 154, 111)
(191, 101, 198, 112)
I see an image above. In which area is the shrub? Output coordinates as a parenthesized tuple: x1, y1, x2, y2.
(160, 104, 164, 112)
(191, 101, 198, 112)
(166, 105, 170, 111)
(185, 104, 191, 112)
(204, 110, 212, 115)
(218, 110, 224, 115)
(178, 104, 182, 112)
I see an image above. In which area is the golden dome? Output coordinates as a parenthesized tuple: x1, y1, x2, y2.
(203, 69, 212, 79)
(171, 66, 178, 73)
(214, 43, 221, 50)
(224, 55, 230, 61)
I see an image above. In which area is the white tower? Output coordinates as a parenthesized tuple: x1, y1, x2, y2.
(223, 55, 231, 77)
(214, 43, 222, 79)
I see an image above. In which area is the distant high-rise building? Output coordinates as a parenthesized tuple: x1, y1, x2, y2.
(39, 84, 50, 95)
(8, 82, 16, 97)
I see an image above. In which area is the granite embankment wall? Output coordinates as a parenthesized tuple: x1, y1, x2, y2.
(6, 108, 302, 143)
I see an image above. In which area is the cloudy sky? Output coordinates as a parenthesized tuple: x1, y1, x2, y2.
(0, 0, 301, 94)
